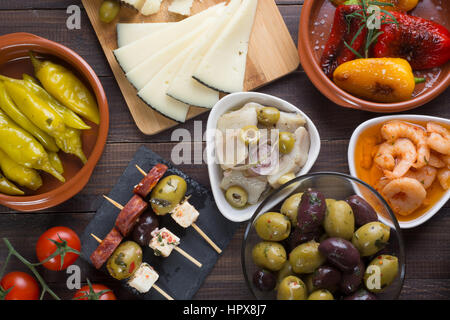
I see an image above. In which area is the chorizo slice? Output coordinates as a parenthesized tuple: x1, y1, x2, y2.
(90, 227, 123, 270)
(134, 163, 168, 198)
(115, 195, 148, 236)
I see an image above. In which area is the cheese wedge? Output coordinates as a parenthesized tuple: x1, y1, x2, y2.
(114, 2, 225, 73)
(120, 0, 146, 10)
(166, 0, 241, 108)
(126, 18, 212, 91)
(193, 0, 257, 93)
(117, 23, 171, 47)
(137, 41, 202, 122)
(140, 0, 162, 15)
(168, 0, 194, 16)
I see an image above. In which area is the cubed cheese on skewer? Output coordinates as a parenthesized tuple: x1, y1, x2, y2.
(171, 200, 200, 228)
(127, 263, 159, 294)
(168, 0, 194, 16)
(149, 228, 180, 257)
(140, 0, 163, 15)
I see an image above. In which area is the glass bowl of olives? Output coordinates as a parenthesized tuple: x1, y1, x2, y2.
(242, 172, 405, 300)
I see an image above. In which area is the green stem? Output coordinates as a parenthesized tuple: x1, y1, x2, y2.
(2, 238, 61, 300)
(415, 77, 426, 84)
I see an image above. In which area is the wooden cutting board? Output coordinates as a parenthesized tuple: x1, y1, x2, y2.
(82, 0, 300, 135)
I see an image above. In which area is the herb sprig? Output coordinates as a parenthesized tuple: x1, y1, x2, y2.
(344, 0, 399, 59)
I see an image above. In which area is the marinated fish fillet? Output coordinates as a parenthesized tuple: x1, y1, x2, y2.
(276, 112, 306, 133)
(220, 170, 268, 205)
(268, 127, 310, 188)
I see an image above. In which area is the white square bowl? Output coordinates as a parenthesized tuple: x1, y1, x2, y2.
(348, 115, 450, 229)
(206, 92, 321, 222)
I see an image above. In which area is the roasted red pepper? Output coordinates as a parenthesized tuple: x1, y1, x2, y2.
(320, 5, 367, 78)
(373, 12, 450, 70)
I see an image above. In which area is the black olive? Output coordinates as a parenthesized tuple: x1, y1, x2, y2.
(131, 211, 160, 246)
(252, 269, 276, 291)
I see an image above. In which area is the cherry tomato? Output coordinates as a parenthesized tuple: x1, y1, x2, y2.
(73, 283, 117, 300)
(36, 226, 81, 271)
(0, 271, 40, 300)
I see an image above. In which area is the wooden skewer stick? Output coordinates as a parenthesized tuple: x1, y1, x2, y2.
(103, 195, 203, 267)
(90, 234, 174, 300)
(136, 165, 222, 254)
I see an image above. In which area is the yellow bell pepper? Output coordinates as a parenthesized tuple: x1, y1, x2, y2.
(0, 172, 24, 196)
(0, 149, 43, 191)
(339, 0, 419, 11)
(333, 58, 419, 103)
(0, 108, 64, 182)
(30, 52, 100, 125)
(371, 0, 419, 12)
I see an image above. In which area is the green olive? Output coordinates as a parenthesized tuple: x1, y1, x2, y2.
(239, 125, 260, 145)
(277, 276, 307, 300)
(106, 241, 142, 280)
(150, 175, 187, 215)
(308, 289, 334, 300)
(364, 255, 399, 293)
(276, 261, 296, 289)
(225, 186, 248, 208)
(289, 241, 325, 274)
(277, 172, 296, 186)
(252, 241, 287, 271)
(99, 0, 120, 23)
(279, 132, 295, 154)
(255, 212, 291, 241)
(257, 107, 280, 126)
(323, 200, 355, 240)
(352, 222, 390, 257)
(280, 192, 303, 225)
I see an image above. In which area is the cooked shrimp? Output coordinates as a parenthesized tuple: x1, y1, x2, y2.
(381, 121, 429, 168)
(404, 165, 437, 189)
(428, 152, 446, 169)
(382, 177, 427, 216)
(374, 138, 417, 179)
(427, 122, 450, 155)
(440, 154, 450, 167)
(437, 168, 450, 190)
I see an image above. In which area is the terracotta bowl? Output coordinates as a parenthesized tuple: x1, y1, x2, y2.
(0, 33, 109, 212)
(298, 0, 450, 112)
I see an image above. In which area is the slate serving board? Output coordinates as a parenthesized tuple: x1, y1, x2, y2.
(81, 146, 239, 300)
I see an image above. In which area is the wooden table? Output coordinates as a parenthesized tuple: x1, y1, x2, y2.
(0, 0, 449, 300)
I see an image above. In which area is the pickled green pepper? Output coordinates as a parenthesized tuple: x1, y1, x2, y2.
(4, 81, 87, 164)
(22, 74, 91, 130)
(48, 151, 64, 175)
(0, 81, 59, 152)
(0, 149, 43, 191)
(0, 108, 65, 182)
(30, 52, 100, 125)
(0, 172, 24, 196)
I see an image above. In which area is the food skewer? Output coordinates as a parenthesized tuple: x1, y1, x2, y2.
(103, 195, 203, 268)
(90, 233, 174, 300)
(135, 164, 222, 254)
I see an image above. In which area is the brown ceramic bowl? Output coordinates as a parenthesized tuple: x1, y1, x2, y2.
(298, 0, 450, 112)
(0, 33, 109, 212)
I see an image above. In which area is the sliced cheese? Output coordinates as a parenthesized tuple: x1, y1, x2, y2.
(168, 0, 194, 16)
(193, 0, 258, 93)
(114, 2, 225, 73)
(166, 0, 241, 108)
(140, 0, 163, 16)
(126, 18, 211, 91)
(137, 41, 201, 122)
(117, 23, 172, 47)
